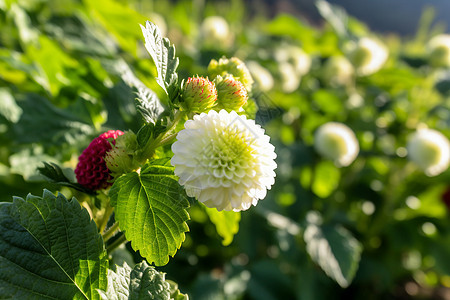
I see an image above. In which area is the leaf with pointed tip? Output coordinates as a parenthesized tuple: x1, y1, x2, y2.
(140, 21, 179, 95)
(304, 214, 362, 288)
(38, 162, 96, 195)
(204, 205, 241, 246)
(109, 159, 190, 266)
(0, 190, 108, 299)
(99, 261, 188, 300)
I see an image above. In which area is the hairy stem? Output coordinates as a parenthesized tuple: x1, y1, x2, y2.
(106, 234, 128, 255)
(102, 222, 120, 242)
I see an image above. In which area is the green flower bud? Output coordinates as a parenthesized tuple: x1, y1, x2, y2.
(208, 57, 254, 92)
(214, 75, 248, 112)
(182, 76, 218, 113)
(104, 131, 139, 177)
(428, 34, 450, 68)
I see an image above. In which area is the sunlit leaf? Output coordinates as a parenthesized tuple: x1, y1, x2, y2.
(0, 190, 108, 299)
(204, 205, 241, 246)
(99, 261, 188, 300)
(140, 21, 179, 95)
(109, 159, 190, 266)
(304, 212, 362, 288)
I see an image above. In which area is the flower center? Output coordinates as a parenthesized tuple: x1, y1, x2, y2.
(201, 124, 254, 179)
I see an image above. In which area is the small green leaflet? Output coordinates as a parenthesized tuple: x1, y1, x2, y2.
(140, 21, 179, 95)
(38, 162, 97, 195)
(0, 190, 108, 299)
(98, 261, 188, 300)
(303, 212, 362, 288)
(109, 159, 190, 266)
(203, 205, 241, 246)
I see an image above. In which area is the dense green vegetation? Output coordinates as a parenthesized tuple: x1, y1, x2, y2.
(1, 0, 450, 299)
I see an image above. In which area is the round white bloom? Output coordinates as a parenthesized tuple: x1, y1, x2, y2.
(323, 56, 354, 87)
(200, 16, 232, 48)
(278, 62, 301, 93)
(348, 37, 388, 76)
(171, 110, 277, 211)
(407, 128, 450, 176)
(427, 34, 450, 67)
(247, 61, 274, 92)
(275, 45, 311, 76)
(314, 122, 359, 167)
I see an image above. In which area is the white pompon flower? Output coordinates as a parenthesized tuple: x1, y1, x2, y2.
(171, 110, 277, 211)
(427, 34, 450, 67)
(407, 128, 450, 176)
(200, 16, 233, 49)
(314, 122, 359, 167)
(347, 37, 388, 76)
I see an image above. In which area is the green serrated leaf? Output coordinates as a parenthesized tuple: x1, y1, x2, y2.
(203, 205, 241, 246)
(99, 261, 188, 300)
(38, 162, 97, 195)
(109, 159, 190, 266)
(140, 21, 179, 95)
(303, 213, 362, 288)
(0, 189, 108, 299)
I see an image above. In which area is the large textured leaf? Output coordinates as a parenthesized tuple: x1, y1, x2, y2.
(109, 159, 190, 266)
(0, 190, 108, 299)
(140, 21, 179, 94)
(99, 261, 188, 300)
(303, 212, 362, 288)
(13, 93, 94, 145)
(204, 205, 241, 246)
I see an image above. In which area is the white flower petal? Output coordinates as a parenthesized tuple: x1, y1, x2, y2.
(171, 109, 277, 211)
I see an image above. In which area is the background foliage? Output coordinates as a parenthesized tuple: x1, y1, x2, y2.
(1, 0, 450, 299)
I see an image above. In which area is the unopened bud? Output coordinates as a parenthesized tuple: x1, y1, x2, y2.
(208, 57, 254, 92)
(214, 75, 248, 112)
(182, 76, 217, 113)
(104, 131, 139, 178)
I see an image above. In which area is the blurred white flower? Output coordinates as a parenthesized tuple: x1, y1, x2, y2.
(171, 110, 277, 211)
(407, 128, 450, 176)
(427, 34, 450, 68)
(200, 16, 233, 49)
(314, 122, 359, 167)
(323, 56, 354, 87)
(275, 45, 311, 93)
(348, 37, 388, 76)
(278, 62, 301, 93)
(246, 61, 274, 92)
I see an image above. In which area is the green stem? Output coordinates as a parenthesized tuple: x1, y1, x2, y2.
(138, 110, 185, 162)
(106, 234, 128, 255)
(98, 201, 114, 234)
(102, 222, 120, 242)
